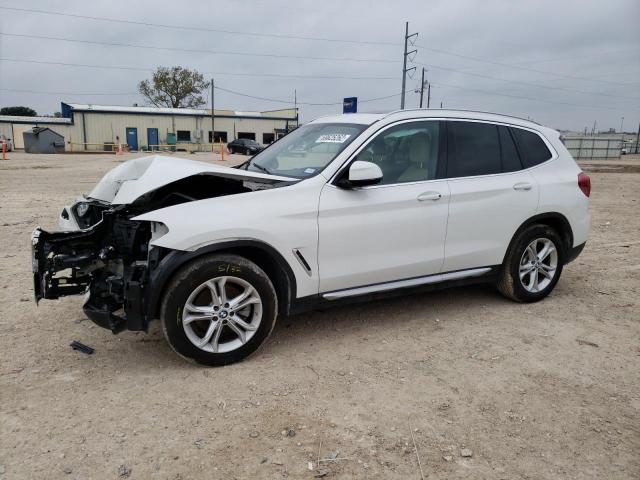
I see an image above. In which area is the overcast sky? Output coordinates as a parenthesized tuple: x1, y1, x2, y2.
(1, 0, 638, 132)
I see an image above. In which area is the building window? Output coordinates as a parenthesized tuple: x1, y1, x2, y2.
(237, 132, 255, 141)
(209, 131, 228, 143)
(262, 133, 275, 144)
(177, 130, 191, 142)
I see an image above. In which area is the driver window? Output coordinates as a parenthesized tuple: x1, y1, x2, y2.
(356, 121, 440, 185)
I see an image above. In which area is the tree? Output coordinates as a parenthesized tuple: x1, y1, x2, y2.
(0, 106, 37, 116)
(138, 66, 209, 108)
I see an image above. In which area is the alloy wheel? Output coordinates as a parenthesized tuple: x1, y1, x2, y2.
(518, 238, 558, 293)
(182, 276, 263, 353)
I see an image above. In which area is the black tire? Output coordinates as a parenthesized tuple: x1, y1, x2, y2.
(245, 147, 251, 155)
(160, 253, 278, 366)
(229, 147, 235, 154)
(497, 224, 565, 303)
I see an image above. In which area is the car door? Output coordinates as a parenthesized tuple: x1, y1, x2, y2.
(317, 120, 450, 293)
(442, 120, 539, 272)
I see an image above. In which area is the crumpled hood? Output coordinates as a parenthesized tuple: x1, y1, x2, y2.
(88, 155, 296, 205)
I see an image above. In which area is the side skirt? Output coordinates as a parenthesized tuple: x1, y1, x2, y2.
(289, 266, 500, 315)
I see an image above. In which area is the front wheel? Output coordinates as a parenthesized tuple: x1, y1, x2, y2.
(497, 224, 565, 302)
(160, 254, 278, 366)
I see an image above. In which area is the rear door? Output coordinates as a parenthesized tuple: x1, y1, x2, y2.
(442, 120, 539, 271)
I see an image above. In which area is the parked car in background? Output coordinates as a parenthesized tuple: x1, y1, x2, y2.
(0, 134, 13, 151)
(32, 109, 590, 366)
(227, 138, 264, 155)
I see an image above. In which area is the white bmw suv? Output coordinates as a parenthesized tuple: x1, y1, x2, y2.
(32, 109, 590, 365)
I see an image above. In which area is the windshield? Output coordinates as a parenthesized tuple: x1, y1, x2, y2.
(244, 123, 368, 178)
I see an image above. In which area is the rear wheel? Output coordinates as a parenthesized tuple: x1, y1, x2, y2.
(497, 224, 565, 302)
(160, 254, 277, 366)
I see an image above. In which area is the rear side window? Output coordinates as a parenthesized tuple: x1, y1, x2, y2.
(447, 121, 501, 177)
(498, 126, 522, 173)
(511, 128, 552, 167)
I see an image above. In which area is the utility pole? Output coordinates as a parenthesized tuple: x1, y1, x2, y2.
(211, 78, 216, 143)
(400, 21, 418, 109)
(419, 67, 425, 108)
(427, 83, 431, 108)
(294, 89, 298, 129)
(635, 121, 639, 154)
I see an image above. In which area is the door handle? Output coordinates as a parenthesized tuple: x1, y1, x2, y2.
(513, 182, 533, 191)
(417, 191, 442, 201)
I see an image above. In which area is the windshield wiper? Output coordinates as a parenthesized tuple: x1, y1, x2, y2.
(249, 162, 271, 175)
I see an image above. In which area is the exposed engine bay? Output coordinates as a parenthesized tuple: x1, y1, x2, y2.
(32, 156, 294, 333)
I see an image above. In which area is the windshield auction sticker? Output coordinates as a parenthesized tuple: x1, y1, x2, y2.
(315, 134, 351, 143)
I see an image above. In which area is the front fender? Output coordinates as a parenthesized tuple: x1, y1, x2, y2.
(134, 180, 322, 299)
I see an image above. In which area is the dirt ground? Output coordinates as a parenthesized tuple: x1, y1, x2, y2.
(1, 151, 638, 480)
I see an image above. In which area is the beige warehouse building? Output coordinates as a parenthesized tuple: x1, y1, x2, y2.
(0, 102, 299, 151)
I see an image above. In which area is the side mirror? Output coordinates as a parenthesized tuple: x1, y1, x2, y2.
(339, 160, 383, 188)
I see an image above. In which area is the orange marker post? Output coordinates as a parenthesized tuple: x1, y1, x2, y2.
(220, 138, 224, 161)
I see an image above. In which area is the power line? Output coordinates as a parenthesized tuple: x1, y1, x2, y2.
(431, 81, 638, 111)
(0, 88, 138, 96)
(3, 56, 633, 103)
(0, 58, 397, 81)
(4, 5, 636, 87)
(0, 6, 400, 47)
(0, 32, 399, 64)
(214, 86, 401, 106)
(0, 85, 401, 106)
(414, 43, 634, 87)
(414, 61, 640, 100)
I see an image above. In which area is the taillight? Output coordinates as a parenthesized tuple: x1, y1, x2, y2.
(578, 172, 591, 197)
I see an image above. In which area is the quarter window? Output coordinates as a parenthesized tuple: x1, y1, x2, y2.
(447, 121, 501, 178)
(511, 128, 552, 168)
(355, 121, 440, 185)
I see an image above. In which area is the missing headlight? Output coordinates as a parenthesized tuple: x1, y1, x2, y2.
(76, 202, 90, 217)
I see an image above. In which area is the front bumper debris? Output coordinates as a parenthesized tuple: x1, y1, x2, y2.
(32, 214, 151, 333)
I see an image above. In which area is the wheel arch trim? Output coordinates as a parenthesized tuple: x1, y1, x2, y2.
(504, 212, 574, 264)
(146, 239, 298, 322)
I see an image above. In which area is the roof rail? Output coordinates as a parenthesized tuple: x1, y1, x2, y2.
(381, 108, 541, 125)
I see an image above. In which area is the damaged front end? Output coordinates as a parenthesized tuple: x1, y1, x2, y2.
(32, 210, 156, 333)
(32, 155, 295, 334)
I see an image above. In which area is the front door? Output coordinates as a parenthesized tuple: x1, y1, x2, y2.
(147, 128, 159, 149)
(126, 127, 138, 150)
(318, 120, 449, 293)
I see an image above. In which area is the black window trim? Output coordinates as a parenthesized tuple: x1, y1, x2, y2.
(442, 118, 557, 180)
(509, 125, 554, 169)
(497, 125, 524, 173)
(327, 116, 558, 186)
(329, 118, 447, 188)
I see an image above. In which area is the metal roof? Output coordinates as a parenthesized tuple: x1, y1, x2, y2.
(63, 103, 295, 118)
(0, 115, 72, 124)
